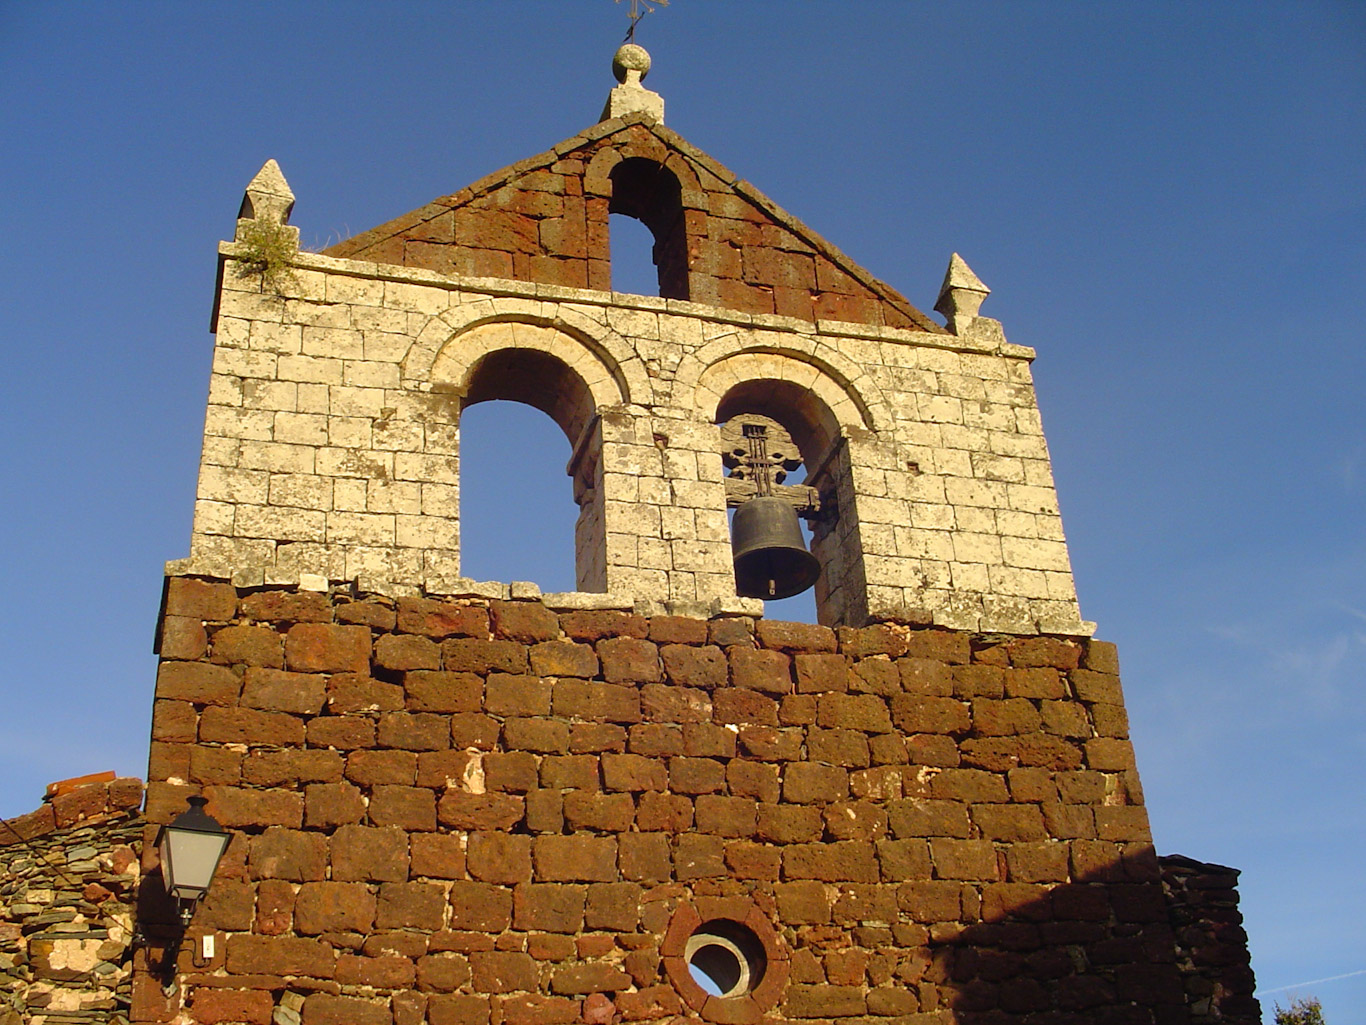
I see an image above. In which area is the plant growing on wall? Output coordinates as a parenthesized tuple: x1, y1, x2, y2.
(235, 217, 298, 292)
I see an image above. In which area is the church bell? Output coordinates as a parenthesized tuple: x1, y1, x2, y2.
(731, 496, 821, 599)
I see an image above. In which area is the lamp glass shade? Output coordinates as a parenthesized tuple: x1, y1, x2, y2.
(159, 798, 230, 904)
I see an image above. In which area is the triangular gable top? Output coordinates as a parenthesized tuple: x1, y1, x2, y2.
(326, 112, 944, 333)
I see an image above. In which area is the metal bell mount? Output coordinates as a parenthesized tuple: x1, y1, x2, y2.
(720, 414, 822, 600)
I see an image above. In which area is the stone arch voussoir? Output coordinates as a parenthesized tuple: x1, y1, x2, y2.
(403, 298, 650, 409)
(684, 332, 890, 438)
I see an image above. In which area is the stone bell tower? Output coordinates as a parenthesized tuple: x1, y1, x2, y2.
(131, 43, 1260, 1025)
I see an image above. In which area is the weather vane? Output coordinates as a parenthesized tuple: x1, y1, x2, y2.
(616, 0, 668, 43)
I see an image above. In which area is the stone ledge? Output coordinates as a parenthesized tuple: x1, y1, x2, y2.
(215, 243, 1032, 360)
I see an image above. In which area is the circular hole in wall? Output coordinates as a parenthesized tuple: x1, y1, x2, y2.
(685, 920, 767, 998)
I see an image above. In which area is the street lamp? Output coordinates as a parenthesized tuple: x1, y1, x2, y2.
(157, 796, 230, 925)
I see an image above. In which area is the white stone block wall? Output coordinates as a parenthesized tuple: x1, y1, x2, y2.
(176, 246, 1089, 634)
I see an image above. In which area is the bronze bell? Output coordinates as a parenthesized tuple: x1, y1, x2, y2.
(731, 496, 821, 599)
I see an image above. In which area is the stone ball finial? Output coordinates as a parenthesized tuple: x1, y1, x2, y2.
(613, 43, 652, 84)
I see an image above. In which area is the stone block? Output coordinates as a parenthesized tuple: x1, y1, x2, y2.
(295, 881, 376, 934)
(694, 795, 756, 837)
(794, 652, 850, 693)
(301, 993, 390, 1025)
(165, 577, 238, 621)
(369, 785, 438, 831)
(491, 600, 560, 642)
(304, 782, 366, 827)
(468, 832, 533, 884)
(160, 615, 209, 660)
(328, 673, 405, 713)
(443, 638, 529, 674)
(347, 749, 418, 786)
(807, 728, 870, 768)
(241, 667, 327, 714)
(438, 792, 524, 830)
(416, 952, 473, 992)
(211, 624, 284, 667)
(225, 934, 335, 978)
(783, 762, 848, 804)
(379, 711, 452, 751)
(336, 953, 418, 989)
(397, 597, 489, 638)
(503, 717, 570, 753)
(156, 661, 241, 706)
(204, 785, 303, 828)
(533, 835, 617, 881)
(485, 751, 539, 792)
(529, 640, 599, 677)
(674, 833, 726, 879)
(331, 825, 409, 882)
(929, 839, 998, 881)
(405, 670, 483, 713)
(377, 881, 449, 930)
(285, 623, 371, 673)
(890, 695, 970, 735)
(714, 689, 779, 727)
(249, 826, 327, 881)
(427, 994, 491, 1025)
(730, 647, 792, 693)
(411, 832, 467, 879)
(470, 950, 539, 993)
(449, 881, 513, 931)
(759, 809, 819, 847)
(784, 840, 879, 882)
(560, 610, 648, 641)
(618, 832, 671, 882)
(553, 680, 641, 723)
(563, 792, 634, 832)
(660, 643, 727, 689)
(1085, 738, 1136, 771)
(240, 589, 332, 623)
(514, 883, 587, 933)
(375, 633, 441, 670)
(601, 752, 666, 792)
(189, 988, 274, 1025)
(597, 636, 661, 682)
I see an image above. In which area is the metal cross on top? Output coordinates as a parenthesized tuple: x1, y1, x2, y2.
(616, 0, 668, 42)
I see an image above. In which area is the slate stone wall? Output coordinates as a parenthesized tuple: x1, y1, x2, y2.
(131, 575, 1209, 1024)
(0, 778, 143, 1025)
(1161, 856, 1262, 1024)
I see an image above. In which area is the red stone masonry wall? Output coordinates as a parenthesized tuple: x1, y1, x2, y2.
(138, 576, 1191, 1025)
(325, 117, 944, 333)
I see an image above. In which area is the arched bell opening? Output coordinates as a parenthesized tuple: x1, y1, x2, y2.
(608, 157, 689, 300)
(456, 346, 607, 593)
(714, 381, 848, 625)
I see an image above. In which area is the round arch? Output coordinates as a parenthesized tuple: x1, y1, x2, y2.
(402, 298, 652, 409)
(695, 349, 879, 466)
(428, 321, 623, 444)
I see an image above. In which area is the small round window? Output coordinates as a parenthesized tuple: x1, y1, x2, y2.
(685, 920, 767, 998)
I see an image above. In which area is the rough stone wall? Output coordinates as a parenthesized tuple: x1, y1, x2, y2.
(192, 236, 1081, 634)
(1160, 856, 1262, 1024)
(0, 777, 144, 1025)
(326, 117, 940, 333)
(135, 576, 1190, 1024)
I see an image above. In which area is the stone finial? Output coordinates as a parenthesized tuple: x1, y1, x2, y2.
(237, 159, 295, 225)
(601, 43, 664, 123)
(934, 253, 990, 335)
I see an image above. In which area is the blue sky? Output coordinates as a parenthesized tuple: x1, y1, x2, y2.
(2, 2, 1362, 1017)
